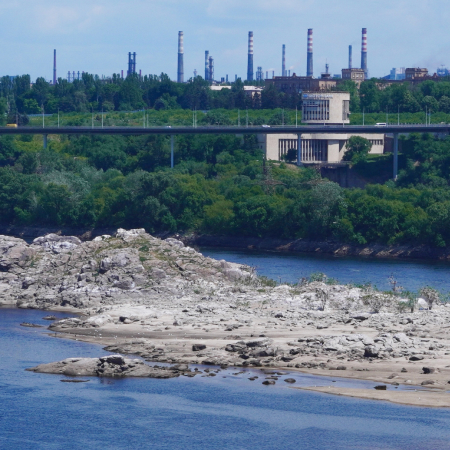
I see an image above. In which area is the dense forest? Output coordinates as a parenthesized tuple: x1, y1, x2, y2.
(1, 122, 450, 248)
(1, 73, 450, 120)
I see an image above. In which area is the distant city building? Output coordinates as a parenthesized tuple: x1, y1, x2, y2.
(405, 67, 428, 80)
(341, 68, 365, 85)
(437, 66, 450, 77)
(209, 85, 263, 98)
(265, 74, 337, 94)
(390, 67, 405, 80)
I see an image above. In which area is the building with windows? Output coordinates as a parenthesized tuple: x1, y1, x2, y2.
(405, 68, 428, 80)
(256, 91, 385, 164)
(264, 74, 337, 93)
(341, 68, 365, 86)
(302, 92, 350, 124)
(257, 133, 384, 164)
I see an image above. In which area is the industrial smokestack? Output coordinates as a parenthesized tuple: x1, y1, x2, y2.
(127, 52, 136, 76)
(205, 51, 209, 81)
(349, 45, 353, 69)
(282, 45, 286, 77)
(209, 56, 214, 82)
(247, 31, 254, 81)
(361, 28, 368, 78)
(53, 50, 57, 85)
(177, 31, 184, 83)
(307, 29, 313, 77)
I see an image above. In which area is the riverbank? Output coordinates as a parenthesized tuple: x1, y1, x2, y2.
(2, 229, 450, 408)
(3, 225, 450, 261)
(182, 234, 450, 261)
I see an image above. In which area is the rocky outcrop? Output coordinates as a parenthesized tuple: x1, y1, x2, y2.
(3, 228, 450, 384)
(0, 228, 254, 309)
(26, 355, 193, 378)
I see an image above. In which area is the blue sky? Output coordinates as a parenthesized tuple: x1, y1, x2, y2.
(1, 0, 449, 81)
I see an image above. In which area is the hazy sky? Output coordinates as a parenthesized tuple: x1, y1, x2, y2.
(1, 0, 449, 81)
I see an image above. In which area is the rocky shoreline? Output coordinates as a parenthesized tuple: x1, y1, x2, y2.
(2, 229, 450, 407)
(2, 225, 450, 261)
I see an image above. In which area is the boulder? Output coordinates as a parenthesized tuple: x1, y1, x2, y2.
(422, 367, 439, 374)
(364, 345, 379, 358)
(409, 355, 424, 361)
(192, 344, 206, 352)
(165, 238, 184, 248)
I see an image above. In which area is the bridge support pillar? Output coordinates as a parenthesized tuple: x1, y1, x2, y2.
(393, 133, 398, 180)
(297, 134, 302, 166)
(43, 134, 48, 150)
(171, 135, 174, 168)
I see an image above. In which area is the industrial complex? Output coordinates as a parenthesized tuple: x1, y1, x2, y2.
(44, 26, 448, 88)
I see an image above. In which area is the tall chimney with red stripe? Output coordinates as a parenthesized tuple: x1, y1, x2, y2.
(361, 28, 368, 79)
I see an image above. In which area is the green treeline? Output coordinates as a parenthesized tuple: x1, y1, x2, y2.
(2, 73, 450, 120)
(2, 128, 450, 247)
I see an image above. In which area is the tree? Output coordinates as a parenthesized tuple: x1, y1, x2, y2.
(342, 136, 372, 164)
(359, 80, 380, 112)
(438, 96, 450, 113)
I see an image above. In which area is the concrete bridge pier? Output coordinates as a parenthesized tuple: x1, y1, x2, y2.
(297, 134, 302, 166)
(393, 133, 398, 180)
(43, 134, 48, 150)
(171, 135, 174, 168)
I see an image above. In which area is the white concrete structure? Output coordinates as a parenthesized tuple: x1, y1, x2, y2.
(257, 133, 384, 163)
(302, 92, 351, 125)
(255, 90, 385, 164)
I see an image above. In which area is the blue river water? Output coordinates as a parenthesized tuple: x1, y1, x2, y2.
(200, 247, 450, 293)
(2, 249, 450, 449)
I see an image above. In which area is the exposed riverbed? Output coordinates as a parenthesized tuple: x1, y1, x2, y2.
(2, 307, 450, 450)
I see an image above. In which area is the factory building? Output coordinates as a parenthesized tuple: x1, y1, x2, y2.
(265, 74, 337, 93)
(341, 68, 365, 86)
(405, 68, 428, 80)
(257, 91, 384, 164)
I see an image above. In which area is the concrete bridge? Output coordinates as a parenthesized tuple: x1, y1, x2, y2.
(2, 124, 448, 179)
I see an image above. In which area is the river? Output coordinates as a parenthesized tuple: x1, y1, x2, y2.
(2, 250, 450, 449)
(200, 247, 450, 293)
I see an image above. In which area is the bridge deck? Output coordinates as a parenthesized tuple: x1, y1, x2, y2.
(0, 125, 448, 135)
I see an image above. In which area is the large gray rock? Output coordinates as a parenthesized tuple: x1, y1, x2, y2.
(33, 234, 81, 253)
(27, 356, 190, 379)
